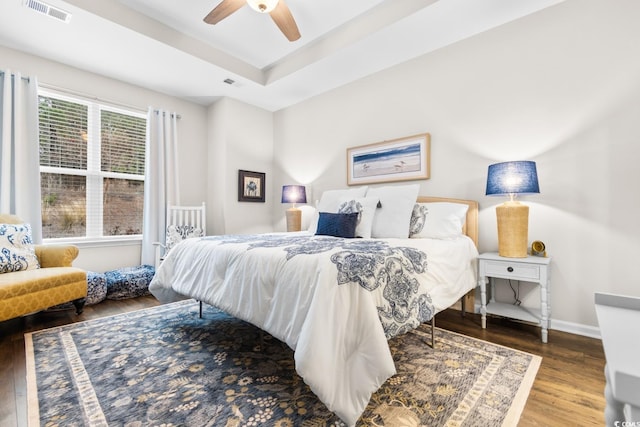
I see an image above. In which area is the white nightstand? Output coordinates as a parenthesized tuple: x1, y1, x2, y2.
(478, 252, 552, 343)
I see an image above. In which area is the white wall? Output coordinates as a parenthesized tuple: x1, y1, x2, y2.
(272, 0, 640, 333)
(0, 45, 209, 272)
(207, 97, 275, 235)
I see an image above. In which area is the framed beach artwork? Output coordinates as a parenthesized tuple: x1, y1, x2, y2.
(238, 170, 266, 202)
(347, 133, 431, 185)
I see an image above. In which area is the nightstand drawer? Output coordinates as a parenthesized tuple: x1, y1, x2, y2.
(484, 260, 540, 280)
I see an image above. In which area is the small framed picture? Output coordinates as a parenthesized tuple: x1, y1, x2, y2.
(238, 170, 265, 202)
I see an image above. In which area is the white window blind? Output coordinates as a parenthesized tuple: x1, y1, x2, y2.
(38, 90, 147, 240)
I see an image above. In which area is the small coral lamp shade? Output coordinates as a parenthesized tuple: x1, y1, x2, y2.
(486, 161, 540, 258)
(281, 185, 307, 232)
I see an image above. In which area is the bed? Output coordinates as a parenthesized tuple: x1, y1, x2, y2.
(149, 191, 479, 426)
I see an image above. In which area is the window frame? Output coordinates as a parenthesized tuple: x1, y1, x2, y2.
(38, 89, 147, 245)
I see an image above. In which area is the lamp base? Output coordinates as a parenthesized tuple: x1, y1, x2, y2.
(285, 208, 302, 232)
(496, 201, 529, 258)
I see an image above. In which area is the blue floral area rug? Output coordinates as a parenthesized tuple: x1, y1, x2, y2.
(25, 300, 540, 426)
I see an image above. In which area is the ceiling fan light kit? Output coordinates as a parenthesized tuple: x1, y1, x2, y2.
(246, 0, 279, 13)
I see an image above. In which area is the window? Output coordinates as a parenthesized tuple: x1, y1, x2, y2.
(38, 91, 147, 240)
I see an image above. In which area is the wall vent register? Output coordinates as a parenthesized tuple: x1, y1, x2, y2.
(24, 0, 71, 23)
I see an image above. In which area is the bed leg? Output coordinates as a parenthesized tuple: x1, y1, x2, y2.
(431, 316, 436, 349)
(199, 301, 203, 318)
(461, 296, 466, 317)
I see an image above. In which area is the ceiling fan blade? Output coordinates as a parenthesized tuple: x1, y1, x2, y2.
(270, 0, 301, 41)
(203, 0, 245, 25)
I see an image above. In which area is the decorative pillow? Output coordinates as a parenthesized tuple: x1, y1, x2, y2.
(366, 184, 420, 238)
(409, 202, 469, 239)
(409, 204, 429, 236)
(105, 265, 155, 300)
(315, 212, 359, 238)
(0, 223, 40, 273)
(165, 225, 204, 251)
(308, 186, 368, 234)
(337, 196, 379, 238)
(85, 271, 108, 305)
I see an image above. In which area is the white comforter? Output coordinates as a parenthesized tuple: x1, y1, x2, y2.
(149, 232, 478, 426)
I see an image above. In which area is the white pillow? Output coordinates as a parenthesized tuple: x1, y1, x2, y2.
(0, 223, 40, 273)
(409, 202, 469, 239)
(367, 184, 419, 238)
(308, 187, 368, 233)
(337, 196, 380, 238)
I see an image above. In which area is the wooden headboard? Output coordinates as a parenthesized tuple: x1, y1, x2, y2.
(416, 196, 479, 248)
(416, 196, 479, 314)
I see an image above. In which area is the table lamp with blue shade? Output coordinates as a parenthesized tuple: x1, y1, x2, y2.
(281, 185, 307, 232)
(486, 161, 540, 257)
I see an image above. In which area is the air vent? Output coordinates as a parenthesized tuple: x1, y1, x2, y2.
(223, 78, 236, 85)
(24, 0, 72, 23)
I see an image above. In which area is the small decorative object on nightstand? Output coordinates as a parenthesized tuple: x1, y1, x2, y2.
(478, 252, 551, 343)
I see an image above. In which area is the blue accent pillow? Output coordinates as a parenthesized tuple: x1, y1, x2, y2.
(315, 212, 359, 238)
(105, 265, 155, 300)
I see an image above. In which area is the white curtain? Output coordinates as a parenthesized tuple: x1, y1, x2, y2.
(141, 108, 180, 266)
(0, 70, 43, 243)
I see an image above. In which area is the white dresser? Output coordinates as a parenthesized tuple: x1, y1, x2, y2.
(595, 292, 640, 425)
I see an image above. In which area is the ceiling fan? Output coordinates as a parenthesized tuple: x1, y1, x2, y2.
(204, 0, 301, 42)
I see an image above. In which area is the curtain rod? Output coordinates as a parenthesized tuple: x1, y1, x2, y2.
(0, 70, 30, 82)
(38, 82, 182, 119)
(153, 110, 181, 119)
(39, 82, 147, 113)
(2, 75, 182, 119)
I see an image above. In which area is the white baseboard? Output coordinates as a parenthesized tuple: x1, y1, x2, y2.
(549, 318, 601, 339)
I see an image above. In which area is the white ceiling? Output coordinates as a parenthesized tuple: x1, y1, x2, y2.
(0, 0, 564, 111)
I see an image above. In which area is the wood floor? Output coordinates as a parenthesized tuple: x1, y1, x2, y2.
(0, 296, 606, 427)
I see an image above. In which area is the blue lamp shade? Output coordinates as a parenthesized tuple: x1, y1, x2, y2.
(486, 161, 540, 196)
(281, 185, 307, 204)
